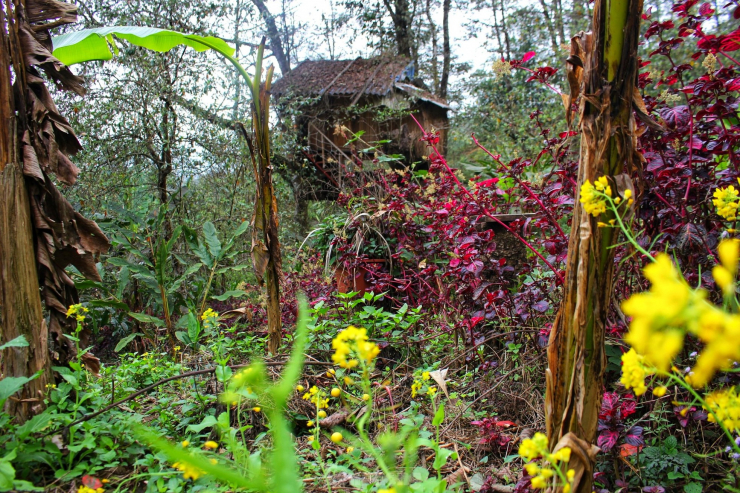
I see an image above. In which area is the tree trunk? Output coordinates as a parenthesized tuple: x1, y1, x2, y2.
(538, 0, 561, 57)
(383, 0, 413, 58)
(544, 1, 644, 492)
(247, 54, 283, 355)
(1, 0, 109, 423)
(0, 155, 50, 423)
(498, 0, 511, 60)
(440, 0, 451, 99)
(0, 0, 48, 423)
(424, 0, 439, 94)
(251, 0, 291, 75)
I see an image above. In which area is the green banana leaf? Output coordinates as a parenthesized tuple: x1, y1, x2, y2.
(51, 26, 234, 66)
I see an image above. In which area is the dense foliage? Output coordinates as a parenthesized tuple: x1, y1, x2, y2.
(2, 0, 740, 492)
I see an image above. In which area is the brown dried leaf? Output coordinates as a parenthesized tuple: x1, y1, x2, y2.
(251, 239, 269, 285)
(445, 466, 470, 487)
(319, 411, 349, 428)
(81, 352, 101, 376)
(633, 87, 663, 131)
(552, 433, 599, 493)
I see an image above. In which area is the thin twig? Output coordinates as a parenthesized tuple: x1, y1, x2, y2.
(44, 359, 331, 436)
(440, 353, 546, 434)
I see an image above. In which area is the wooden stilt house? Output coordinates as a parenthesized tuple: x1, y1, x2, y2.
(271, 55, 450, 201)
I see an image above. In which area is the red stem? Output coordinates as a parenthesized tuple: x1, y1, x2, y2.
(411, 115, 565, 285)
(472, 134, 565, 236)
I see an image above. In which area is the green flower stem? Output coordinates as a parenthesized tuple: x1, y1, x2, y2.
(603, 193, 656, 262)
(355, 359, 398, 485)
(659, 370, 740, 455)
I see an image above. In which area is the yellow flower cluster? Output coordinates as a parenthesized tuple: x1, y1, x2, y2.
(713, 239, 739, 296)
(713, 182, 740, 221)
(622, 240, 740, 389)
(518, 432, 549, 461)
(66, 304, 89, 322)
(331, 326, 380, 369)
(378, 488, 397, 493)
(201, 308, 219, 331)
(77, 486, 104, 493)
(411, 370, 432, 397)
(621, 254, 699, 372)
(302, 386, 329, 409)
(620, 349, 651, 396)
(580, 176, 612, 217)
(705, 387, 740, 433)
(172, 460, 204, 480)
(518, 433, 573, 490)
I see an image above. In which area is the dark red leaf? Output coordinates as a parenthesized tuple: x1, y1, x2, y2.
(659, 105, 692, 130)
(597, 430, 619, 452)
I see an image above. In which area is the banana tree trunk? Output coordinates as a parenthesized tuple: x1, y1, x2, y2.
(1, 0, 109, 422)
(249, 60, 283, 355)
(0, 136, 50, 422)
(545, 1, 644, 491)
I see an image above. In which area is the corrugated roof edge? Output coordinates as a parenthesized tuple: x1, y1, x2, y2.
(394, 82, 452, 110)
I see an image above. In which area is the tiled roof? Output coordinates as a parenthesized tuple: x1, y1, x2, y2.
(272, 56, 413, 97)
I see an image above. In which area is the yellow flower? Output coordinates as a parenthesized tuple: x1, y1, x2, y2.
(519, 432, 548, 461)
(204, 441, 218, 449)
(318, 410, 327, 418)
(78, 487, 103, 493)
(181, 440, 190, 447)
(580, 177, 612, 217)
(362, 393, 371, 402)
(563, 484, 571, 493)
(620, 349, 651, 396)
(714, 265, 734, 295)
(66, 304, 89, 322)
(622, 254, 700, 371)
(172, 460, 204, 480)
(308, 435, 314, 442)
(719, 239, 740, 273)
(343, 376, 354, 385)
(331, 326, 380, 369)
(691, 309, 740, 387)
(252, 407, 261, 412)
(346, 446, 354, 453)
(201, 308, 219, 331)
(296, 385, 305, 392)
(524, 463, 540, 476)
(422, 371, 430, 380)
(427, 386, 438, 396)
(715, 239, 740, 295)
(530, 475, 547, 489)
(331, 388, 341, 397)
(652, 386, 668, 397)
(713, 185, 740, 220)
(307, 420, 314, 427)
(705, 387, 740, 433)
(551, 446, 571, 462)
(378, 489, 397, 493)
(411, 380, 422, 398)
(330, 432, 343, 443)
(623, 189, 633, 200)
(567, 469, 575, 481)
